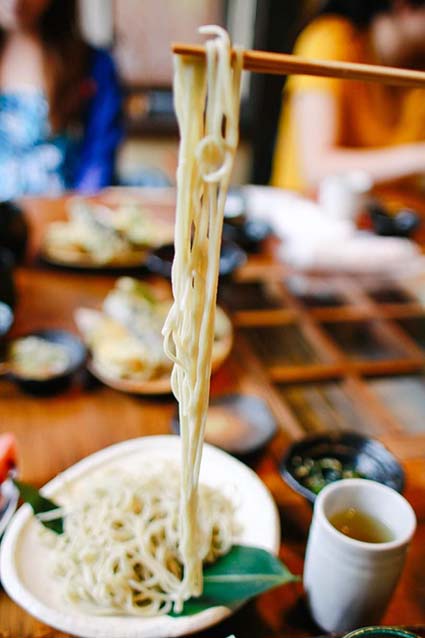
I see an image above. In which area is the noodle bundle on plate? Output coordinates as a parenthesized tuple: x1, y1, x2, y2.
(47, 466, 236, 616)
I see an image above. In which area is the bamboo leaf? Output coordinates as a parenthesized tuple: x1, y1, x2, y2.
(170, 545, 298, 616)
(13, 479, 63, 534)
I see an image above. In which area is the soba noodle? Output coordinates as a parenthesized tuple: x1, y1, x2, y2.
(47, 467, 236, 615)
(45, 26, 243, 617)
(163, 26, 243, 606)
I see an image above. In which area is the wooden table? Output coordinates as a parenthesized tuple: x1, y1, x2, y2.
(1, 192, 425, 638)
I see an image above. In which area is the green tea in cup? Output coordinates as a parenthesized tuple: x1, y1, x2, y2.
(329, 507, 394, 543)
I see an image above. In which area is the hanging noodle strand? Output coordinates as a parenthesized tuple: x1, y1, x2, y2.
(162, 26, 243, 608)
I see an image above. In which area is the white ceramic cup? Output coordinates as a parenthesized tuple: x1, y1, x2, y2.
(304, 479, 416, 634)
(318, 171, 372, 222)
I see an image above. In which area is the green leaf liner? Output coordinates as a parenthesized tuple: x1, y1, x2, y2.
(170, 545, 298, 616)
(13, 479, 64, 535)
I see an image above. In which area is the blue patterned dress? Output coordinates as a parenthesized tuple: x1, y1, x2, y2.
(0, 49, 122, 200)
(0, 91, 72, 199)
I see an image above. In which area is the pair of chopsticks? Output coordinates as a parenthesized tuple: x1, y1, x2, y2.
(172, 43, 425, 89)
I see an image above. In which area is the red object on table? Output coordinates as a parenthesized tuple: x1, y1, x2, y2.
(0, 433, 18, 484)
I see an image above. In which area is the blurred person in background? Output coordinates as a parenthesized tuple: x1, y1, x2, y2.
(0, 0, 122, 199)
(272, 0, 425, 194)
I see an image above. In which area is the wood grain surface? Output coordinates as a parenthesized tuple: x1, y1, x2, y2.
(1, 193, 425, 638)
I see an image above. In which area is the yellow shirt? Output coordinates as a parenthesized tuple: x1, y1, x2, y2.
(271, 16, 425, 192)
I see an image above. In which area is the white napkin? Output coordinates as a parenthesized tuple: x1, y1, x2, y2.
(243, 186, 423, 274)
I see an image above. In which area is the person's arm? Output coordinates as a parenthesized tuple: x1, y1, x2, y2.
(295, 91, 425, 187)
(73, 50, 123, 193)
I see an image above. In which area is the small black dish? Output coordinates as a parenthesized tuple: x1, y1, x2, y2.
(394, 208, 421, 236)
(0, 200, 28, 263)
(0, 302, 13, 338)
(280, 431, 404, 504)
(38, 254, 149, 277)
(6, 329, 87, 395)
(171, 393, 277, 457)
(222, 219, 272, 253)
(368, 202, 420, 238)
(146, 240, 247, 280)
(0, 248, 16, 308)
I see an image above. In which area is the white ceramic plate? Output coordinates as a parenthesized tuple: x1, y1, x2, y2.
(40, 244, 149, 270)
(0, 436, 280, 638)
(75, 306, 233, 396)
(86, 328, 233, 396)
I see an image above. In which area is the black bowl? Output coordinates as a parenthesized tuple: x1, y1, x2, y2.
(222, 219, 272, 253)
(368, 202, 420, 238)
(0, 201, 28, 263)
(0, 302, 13, 338)
(172, 393, 277, 457)
(0, 248, 16, 308)
(146, 240, 247, 280)
(7, 329, 87, 395)
(280, 432, 404, 504)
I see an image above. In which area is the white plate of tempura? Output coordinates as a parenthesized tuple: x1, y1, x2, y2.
(0, 436, 280, 638)
(41, 196, 174, 270)
(74, 278, 233, 395)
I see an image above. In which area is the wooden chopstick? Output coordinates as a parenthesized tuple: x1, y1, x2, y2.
(172, 43, 425, 89)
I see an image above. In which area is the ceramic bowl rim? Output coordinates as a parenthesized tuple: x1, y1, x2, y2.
(280, 431, 405, 503)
